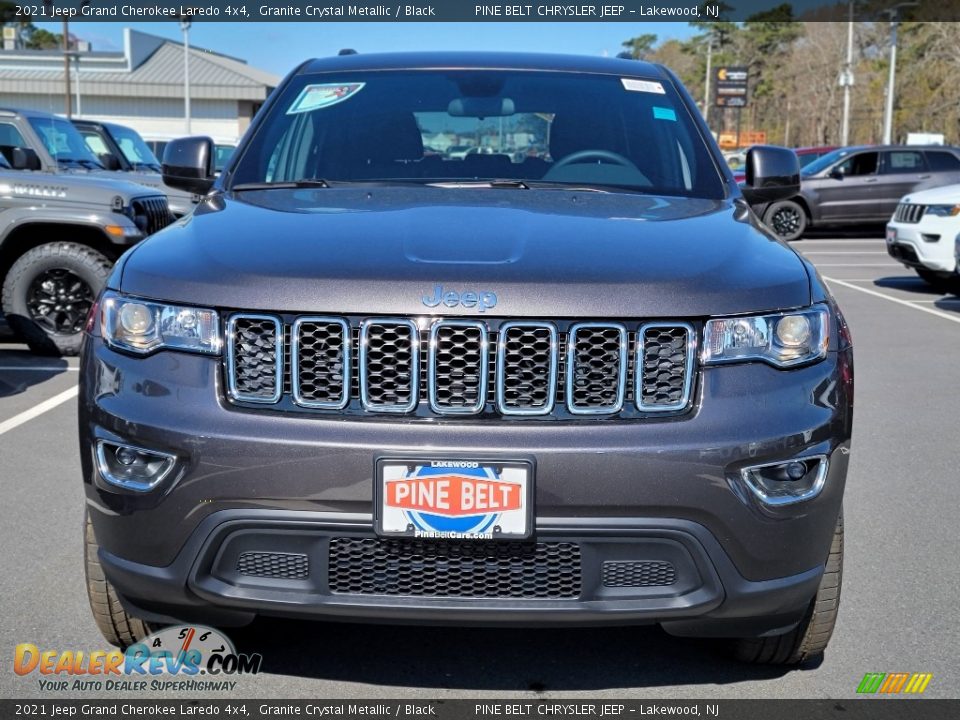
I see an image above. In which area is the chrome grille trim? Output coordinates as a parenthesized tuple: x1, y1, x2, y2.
(225, 314, 283, 404)
(226, 316, 697, 419)
(636, 321, 697, 412)
(496, 321, 559, 416)
(894, 203, 925, 224)
(359, 318, 420, 413)
(291, 316, 351, 410)
(428, 319, 489, 415)
(565, 322, 628, 415)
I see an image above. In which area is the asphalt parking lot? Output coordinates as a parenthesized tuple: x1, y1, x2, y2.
(2, 232, 958, 700)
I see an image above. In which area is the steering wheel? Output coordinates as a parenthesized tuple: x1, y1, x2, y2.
(551, 149, 639, 171)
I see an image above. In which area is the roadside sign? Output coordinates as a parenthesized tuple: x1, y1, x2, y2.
(714, 66, 749, 108)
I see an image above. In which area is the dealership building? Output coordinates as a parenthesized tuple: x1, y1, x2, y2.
(0, 28, 279, 143)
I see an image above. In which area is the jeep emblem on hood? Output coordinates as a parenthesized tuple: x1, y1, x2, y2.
(422, 285, 498, 312)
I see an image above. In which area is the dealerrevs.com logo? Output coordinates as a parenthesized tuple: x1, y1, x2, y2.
(14, 625, 262, 692)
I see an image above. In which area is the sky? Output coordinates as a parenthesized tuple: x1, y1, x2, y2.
(34, 21, 698, 77)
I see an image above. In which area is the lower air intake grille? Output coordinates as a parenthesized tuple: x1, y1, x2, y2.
(601, 560, 676, 587)
(328, 538, 582, 598)
(236, 552, 309, 580)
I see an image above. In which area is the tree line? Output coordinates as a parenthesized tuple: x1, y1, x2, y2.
(623, 11, 960, 147)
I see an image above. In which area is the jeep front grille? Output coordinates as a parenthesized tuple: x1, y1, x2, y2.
(894, 203, 925, 224)
(132, 196, 174, 235)
(225, 315, 697, 419)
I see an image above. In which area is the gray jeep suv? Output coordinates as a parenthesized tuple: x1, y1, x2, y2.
(79, 53, 853, 665)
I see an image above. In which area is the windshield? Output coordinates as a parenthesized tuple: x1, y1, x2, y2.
(231, 70, 724, 198)
(110, 125, 161, 170)
(801, 148, 854, 177)
(28, 117, 103, 169)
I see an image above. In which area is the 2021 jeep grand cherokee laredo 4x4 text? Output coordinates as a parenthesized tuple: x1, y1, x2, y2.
(79, 53, 853, 665)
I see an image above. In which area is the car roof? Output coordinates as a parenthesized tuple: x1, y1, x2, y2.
(299, 51, 666, 79)
(0, 106, 62, 121)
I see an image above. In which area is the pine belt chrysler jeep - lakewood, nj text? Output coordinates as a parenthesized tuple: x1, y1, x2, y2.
(79, 52, 854, 665)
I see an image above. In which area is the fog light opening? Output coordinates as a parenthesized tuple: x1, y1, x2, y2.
(741, 456, 829, 507)
(95, 441, 176, 492)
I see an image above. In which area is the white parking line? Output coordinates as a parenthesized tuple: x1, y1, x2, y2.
(802, 251, 890, 255)
(0, 385, 78, 437)
(824, 277, 960, 325)
(0, 366, 79, 372)
(837, 278, 919, 283)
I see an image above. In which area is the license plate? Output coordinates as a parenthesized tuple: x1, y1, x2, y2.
(375, 459, 533, 540)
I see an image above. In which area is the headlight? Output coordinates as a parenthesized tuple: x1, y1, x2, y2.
(702, 306, 829, 368)
(101, 291, 220, 355)
(924, 204, 960, 217)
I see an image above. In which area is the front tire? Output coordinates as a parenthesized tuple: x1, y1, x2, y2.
(84, 513, 153, 649)
(1, 242, 111, 356)
(732, 510, 843, 665)
(916, 268, 960, 294)
(763, 200, 808, 242)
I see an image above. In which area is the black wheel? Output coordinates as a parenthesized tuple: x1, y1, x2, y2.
(763, 200, 808, 242)
(84, 512, 153, 649)
(916, 268, 960, 294)
(732, 510, 843, 665)
(1, 242, 111, 356)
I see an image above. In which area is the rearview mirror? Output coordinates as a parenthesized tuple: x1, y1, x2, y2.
(11, 147, 41, 171)
(448, 97, 515, 118)
(162, 136, 215, 195)
(740, 145, 800, 205)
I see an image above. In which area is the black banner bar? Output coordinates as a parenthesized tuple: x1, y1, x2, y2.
(3, 0, 960, 23)
(2, 699, 960, 720)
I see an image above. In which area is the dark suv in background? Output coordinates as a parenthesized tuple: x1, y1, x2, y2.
(80, 52, 853, 666)
(761, 145, 960, 240)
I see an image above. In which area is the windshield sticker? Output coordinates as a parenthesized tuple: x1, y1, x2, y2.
(621, 78, 665, 94)
(652, 106, 677, 122)
(286, 83, 366, 114)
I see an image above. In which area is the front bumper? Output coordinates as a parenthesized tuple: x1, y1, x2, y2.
(887, 220, 959, 273)
(80, 338, 852, 635)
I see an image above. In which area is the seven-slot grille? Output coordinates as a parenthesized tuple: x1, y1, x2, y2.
(132, 196, 174, 235)
(894, 203, 925, 224)
(225, 315, 696, 418)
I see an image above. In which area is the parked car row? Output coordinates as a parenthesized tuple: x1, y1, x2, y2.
(0, 106, 238, 354)
(737, 142, 960, 292)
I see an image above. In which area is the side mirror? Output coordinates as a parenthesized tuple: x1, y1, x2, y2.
(11, 147, 41, 171)
(828, 167, 845, 180)
(162, 136, 215, 195)
(740, 145, 800, 205)
(99, 153, 122, 171)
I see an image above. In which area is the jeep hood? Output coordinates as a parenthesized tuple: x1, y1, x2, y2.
(84, 169, 195, 215)
(119, 187, 811, 318)
(901, 183, 960, 205)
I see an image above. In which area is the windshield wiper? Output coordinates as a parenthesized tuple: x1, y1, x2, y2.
(231, 179, 332, 191)
(427, 179, 530, 189)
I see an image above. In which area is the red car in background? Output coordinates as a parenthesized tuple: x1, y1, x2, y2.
(732, 146, 837, 183)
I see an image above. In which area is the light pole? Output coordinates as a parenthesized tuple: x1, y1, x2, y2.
(180, 18, 192, 134)
(62, 19, 71, 117)
(838, 2, 855, 146)
(882, 2, 917, 145)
